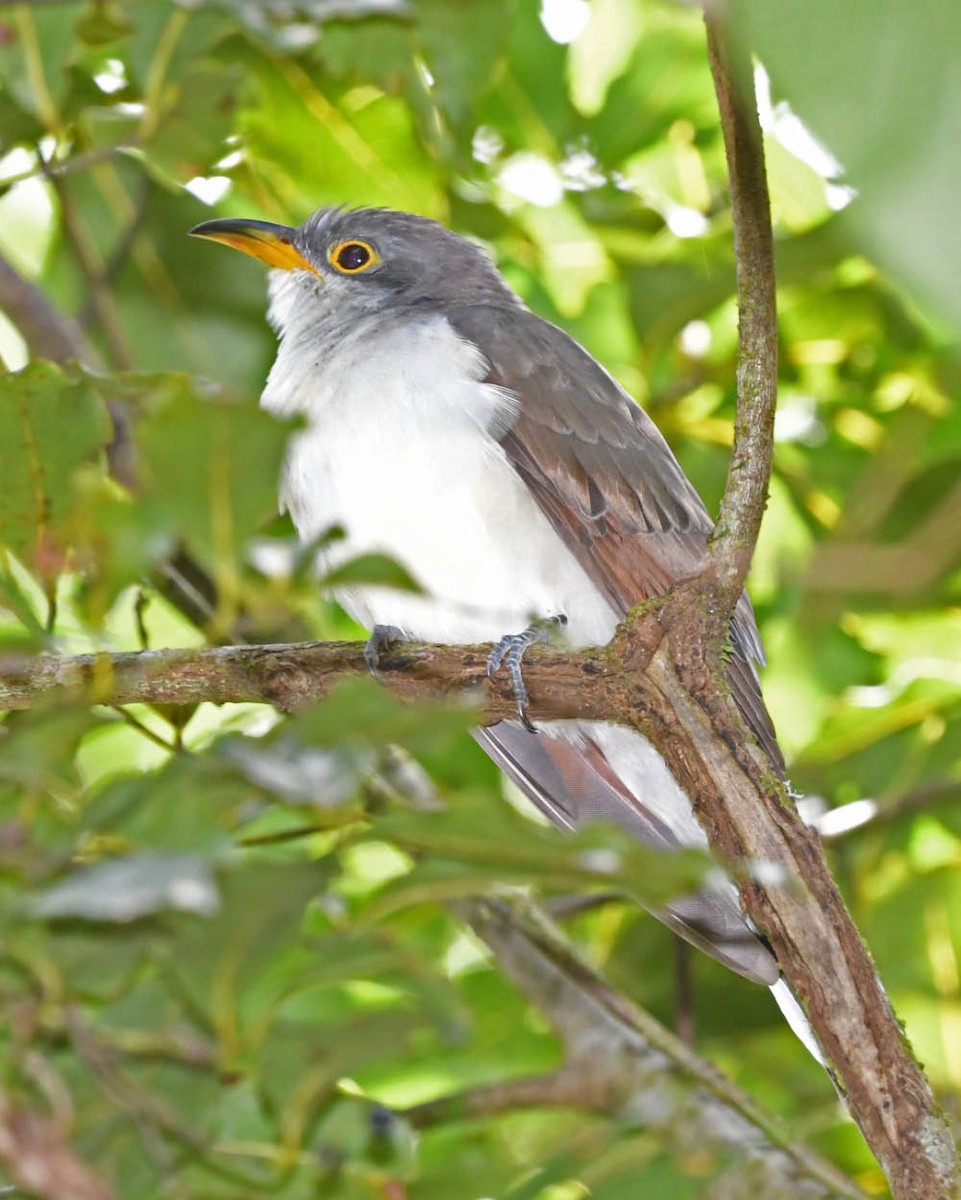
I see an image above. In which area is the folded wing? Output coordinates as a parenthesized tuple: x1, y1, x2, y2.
(448, 303, 783, 983)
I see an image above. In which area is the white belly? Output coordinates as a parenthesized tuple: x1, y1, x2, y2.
(262, 309, 619, 647)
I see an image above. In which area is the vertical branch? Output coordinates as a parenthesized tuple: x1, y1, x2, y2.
(702, 3, 778, 607)
(694, 5, 961, 1196)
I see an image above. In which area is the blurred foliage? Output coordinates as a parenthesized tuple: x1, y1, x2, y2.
(0, 0, 958, 1197)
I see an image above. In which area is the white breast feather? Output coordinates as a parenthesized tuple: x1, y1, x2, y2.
(262, 289, 619, 648)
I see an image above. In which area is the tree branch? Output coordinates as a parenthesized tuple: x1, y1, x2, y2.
(618, 6, 961, 1195)
(702, 3, 778, 607)
(0, 638, 616, 719)
(642, 643, 961, 1198)
(440, 898, 866, 1200)
(44, 170, 134, 370)
(0, 250, 101, 368)
(376, 751, 862, 1195)
(404, 1069, 611, 1129)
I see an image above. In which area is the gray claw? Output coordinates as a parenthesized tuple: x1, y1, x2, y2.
(487, 616, 567, 733)
(364, 624, 403, 674)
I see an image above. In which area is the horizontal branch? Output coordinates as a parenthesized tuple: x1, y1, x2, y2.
(0, 638, 622, 721)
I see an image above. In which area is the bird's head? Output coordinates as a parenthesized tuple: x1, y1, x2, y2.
(190, 206, 516, 336)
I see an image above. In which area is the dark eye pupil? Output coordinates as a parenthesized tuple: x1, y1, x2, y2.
(338, 243, 370, 270)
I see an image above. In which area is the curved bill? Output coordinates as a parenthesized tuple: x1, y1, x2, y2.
(189, 217, 316, 273)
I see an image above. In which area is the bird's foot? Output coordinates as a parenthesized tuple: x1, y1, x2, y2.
(364, 624, 404, 674)
(487, 615, 567, 732)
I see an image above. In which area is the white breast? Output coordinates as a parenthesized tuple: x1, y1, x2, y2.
(261, 304, 619, 647)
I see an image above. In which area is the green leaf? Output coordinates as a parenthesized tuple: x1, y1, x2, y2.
(746, 0, 961, 332)
(229, 35, 444, 217)
(168, 860, 333, 1034)
(129, 373, 292, 617)
(286, 679, 478, 759)
(142, 61, 246, 187)
(75, 3, 135, 46)
(0, 362, 112, 573)
(364, 790, 712, 920)
(318, 551, 424, 595)
(0, 705, 100, 792)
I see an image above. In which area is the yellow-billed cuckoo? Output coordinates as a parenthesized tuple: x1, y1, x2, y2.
(190, 206, 818, 1055)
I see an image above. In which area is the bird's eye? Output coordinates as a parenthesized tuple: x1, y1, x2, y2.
(328, 240, 379, 274)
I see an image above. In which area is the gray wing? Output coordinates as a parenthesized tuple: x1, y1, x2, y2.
(473, 722, 779, 984)
(447, 303, 782, 772)
(445, 303, 782, 985)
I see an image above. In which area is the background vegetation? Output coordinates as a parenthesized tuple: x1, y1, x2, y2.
(0, 0, 959, 1196)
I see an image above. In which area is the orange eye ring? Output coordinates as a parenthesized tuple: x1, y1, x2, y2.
(328, 239, 380, 274)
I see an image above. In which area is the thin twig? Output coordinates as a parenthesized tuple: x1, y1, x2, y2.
(404, 1068, 615, 1129)
(0, 142, 139, 194)
(78, 179, 153, 329)
(109, 706, 179, 754)
(43, 167, 133, 369)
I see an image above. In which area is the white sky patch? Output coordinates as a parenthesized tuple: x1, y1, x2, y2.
(278, 22, 322, 50)
(0, 146, 35, 184)
(826, 182, 858, 212)
(755, 63, 857, 212)
(847, 683, 894, 708)
(94, 57, 127, 94)
(679, 319, 712, 358)
(0, 148, 55, 278)
(664, 203, 709, 239)
(0, 311, 27, 371)
(472, 125, 504, 166)
(540, 0, 590, 44)
(497, 152, 564, 206)
(816, 798, 878, 839)
(443, 928, 489, 977)
(216, 148, 244, 171)
(560, 146, 606, 191)
(184, 175, 232, 206)
(774, 395, 826, 444)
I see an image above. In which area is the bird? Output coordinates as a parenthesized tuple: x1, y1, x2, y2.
(190, 205, 818, 1055)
